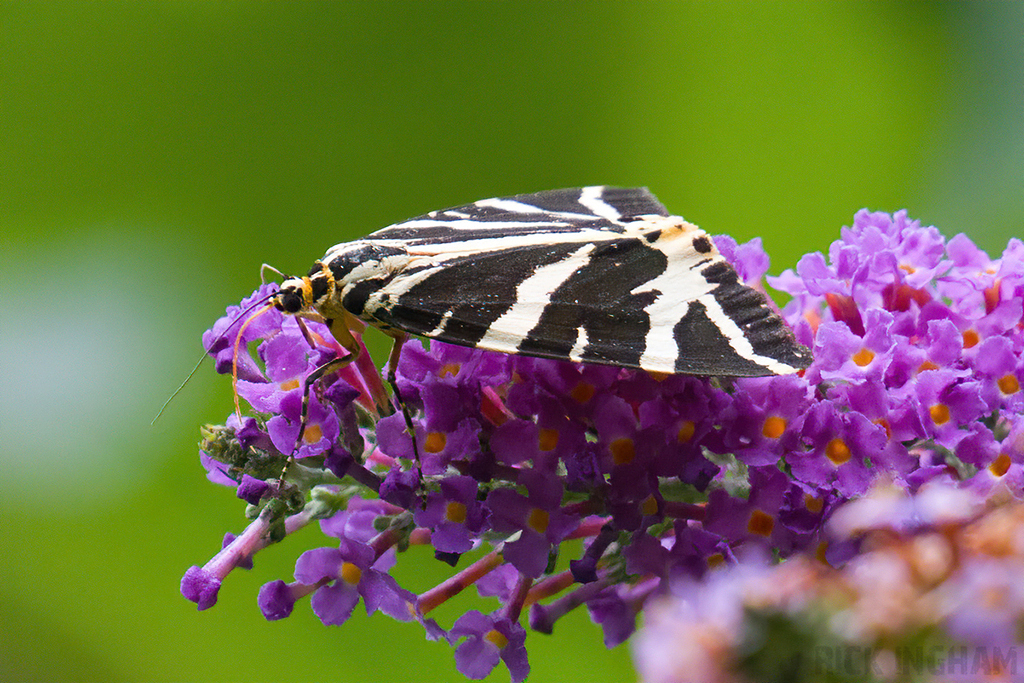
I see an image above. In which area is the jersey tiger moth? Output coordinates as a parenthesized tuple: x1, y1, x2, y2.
(271, 186, 811, 381)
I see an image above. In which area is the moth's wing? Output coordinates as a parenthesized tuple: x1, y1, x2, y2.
(367, 186, 669, 245)
(630, 219, 814, 376)
(362, 241, 577, 345)
(362, 186, 668, 364)
(362, 187, 811, 376)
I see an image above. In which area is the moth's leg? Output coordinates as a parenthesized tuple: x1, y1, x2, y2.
(384, 331, 422, 468)
(339, 310, 392, 416)
(283, 318, 360, 480)
(385, 331, 406, 392)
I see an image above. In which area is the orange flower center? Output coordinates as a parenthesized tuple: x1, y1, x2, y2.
(538, 428, 559, 452)
(825, 438, 851, 465)
(609, 438, 636, 465)
(747, 509, 775, 537)
(340, 562, 362, 585)
(851, 347, 875, 367)
(439, 363, 461, 378)
(527, 508, 550, 533)
(570, 382, 596, 404)
(762, 416, 787, 439)
(815, 541, 829, 565)
(677, 420, 696, 443)
(641, 495, 659, 516)
(929, 404, 951, 425)
(998, 374, 1020, 395)
(485, 629, 509, 649)
(302, 423, 323, 444)
(989, 453, 1012, 477)
(445, 501, 467, 524)
(424, 431, 446, 453)
(984, 281, 1001, 313)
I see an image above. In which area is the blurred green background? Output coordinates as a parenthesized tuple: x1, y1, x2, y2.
(1, 2, 1021, 681)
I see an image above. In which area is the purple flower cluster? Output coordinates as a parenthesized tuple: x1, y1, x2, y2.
(182, 210, 1024, 682)
(770, 211, 1024, 494)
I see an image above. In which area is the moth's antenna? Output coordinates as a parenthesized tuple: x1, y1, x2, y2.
(151, 350, 210, 425)
(261, 263, 286, 284)
(232, 302, 275, 424)
(152, 291, 277, 424)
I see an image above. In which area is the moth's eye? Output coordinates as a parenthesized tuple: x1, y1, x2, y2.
(277, 289, 304, 314)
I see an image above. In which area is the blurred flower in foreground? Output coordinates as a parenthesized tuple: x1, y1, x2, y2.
(182, 211, 1024, 682)
(635, 479, 1024, 683)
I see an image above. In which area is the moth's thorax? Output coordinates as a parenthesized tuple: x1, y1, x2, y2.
(320, 241, 412, 319)
(322, 241, 409, 282)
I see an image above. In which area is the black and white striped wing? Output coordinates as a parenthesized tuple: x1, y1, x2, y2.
(367, 186, 669, 245)
(358, 187, 811, 377)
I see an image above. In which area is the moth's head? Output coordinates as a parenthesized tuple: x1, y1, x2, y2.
(274, 276, 313, 315)
(274, 263, 334, 316)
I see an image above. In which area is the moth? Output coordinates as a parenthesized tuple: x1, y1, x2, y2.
(272, 186, 811, 382)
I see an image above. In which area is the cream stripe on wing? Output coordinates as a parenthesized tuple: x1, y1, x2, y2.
(696, 294, 800, 374)
(578, 186, 621, 221)
(568, 325, 589, 362)
(476, 243, 597, 354)
(635, 221, 720, 372)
